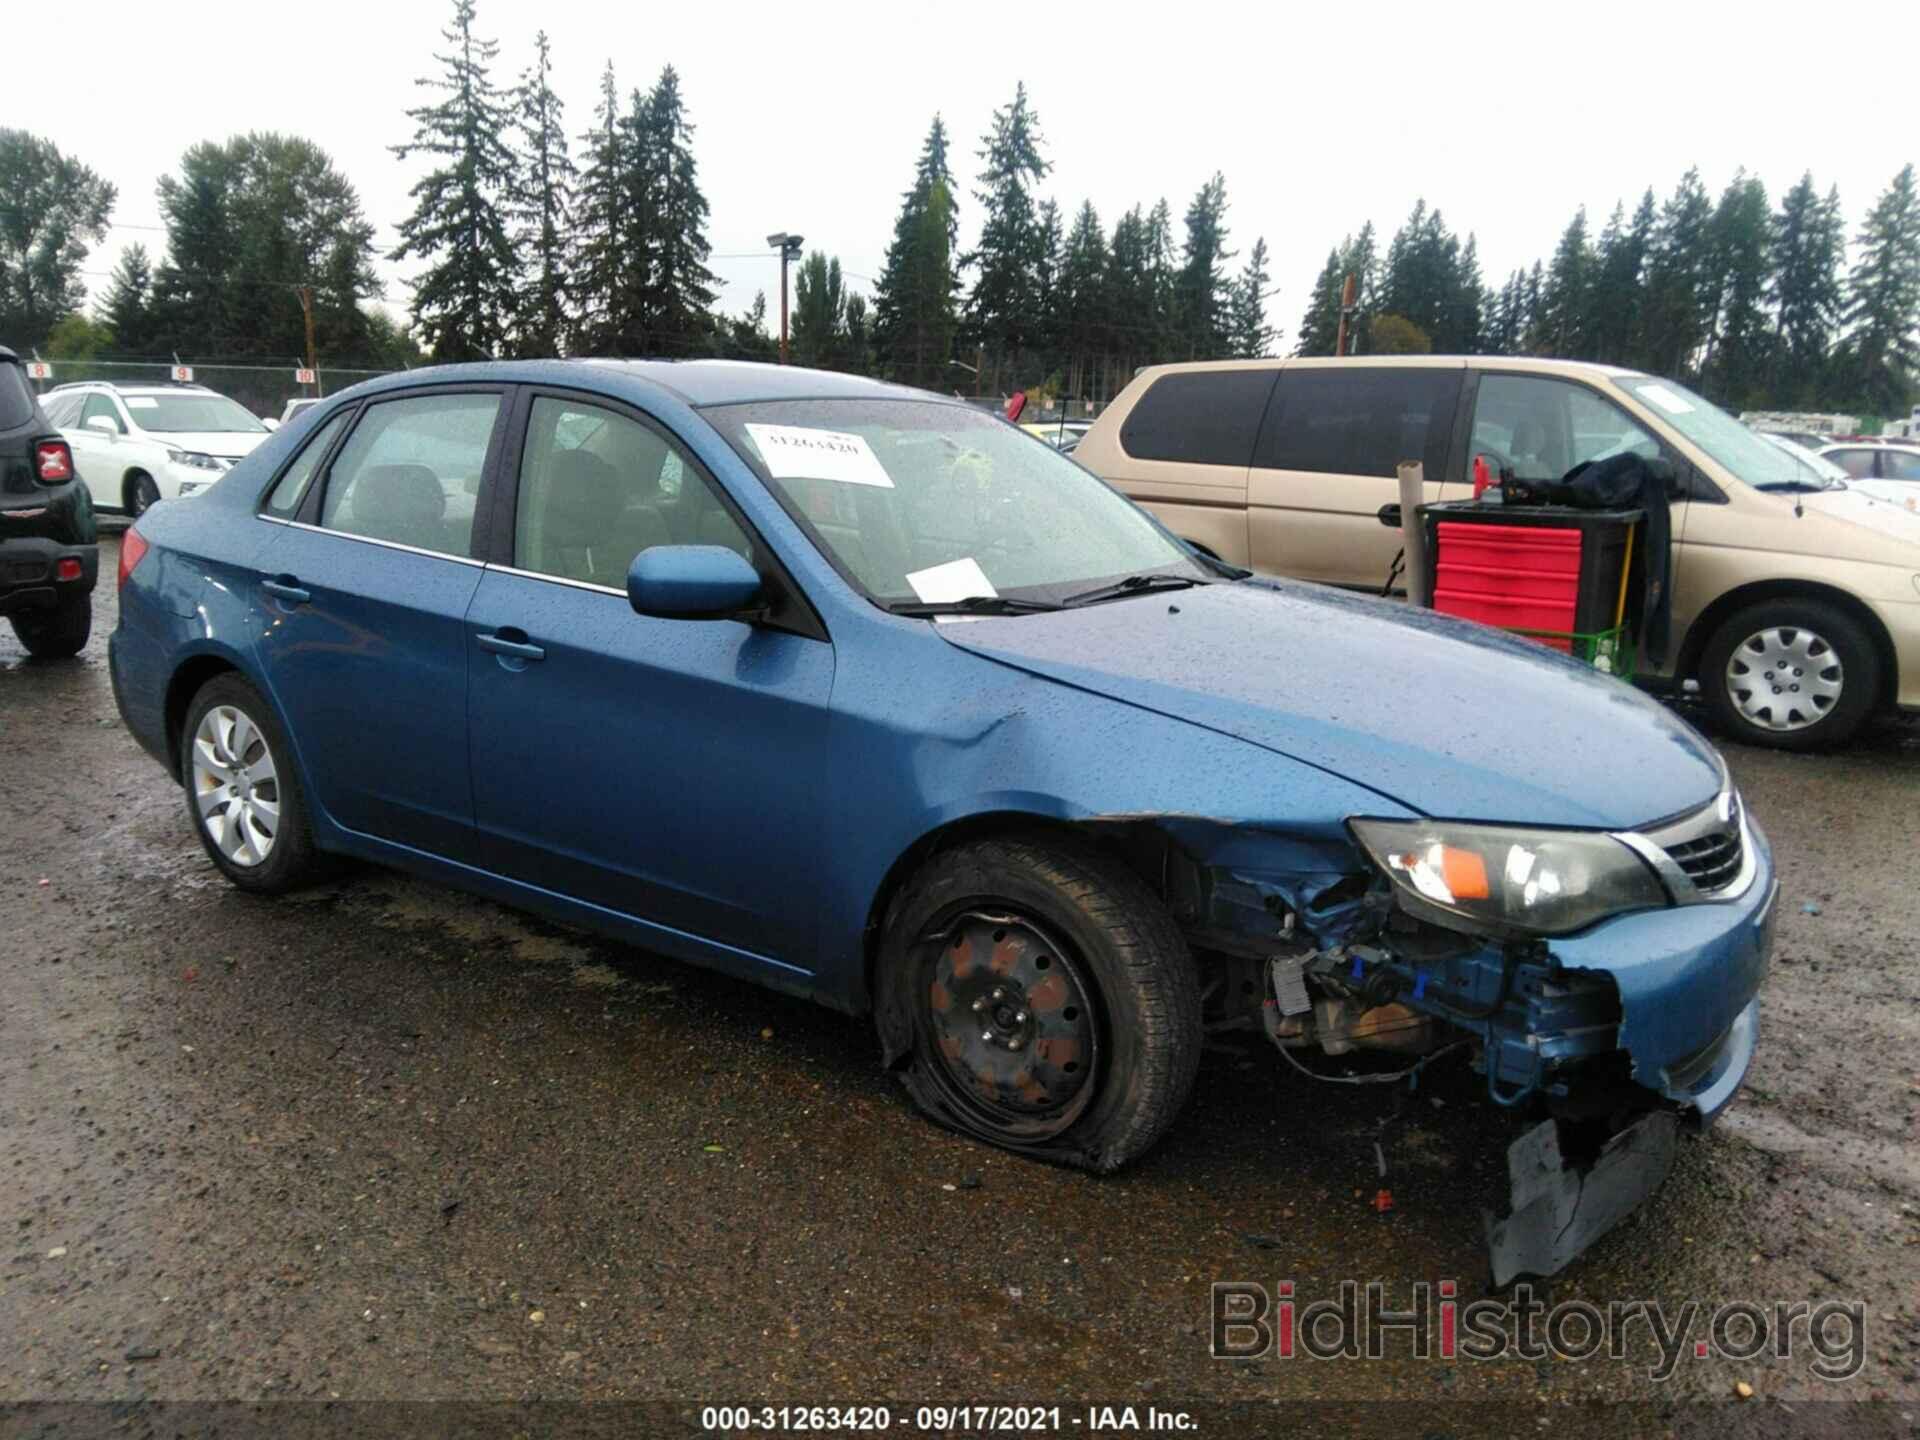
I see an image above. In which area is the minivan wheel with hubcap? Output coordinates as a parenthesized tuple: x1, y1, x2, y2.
(1701, 598, 1878, 751)
(876, 835, 1201, 1173)
(181, 673, 324, 892)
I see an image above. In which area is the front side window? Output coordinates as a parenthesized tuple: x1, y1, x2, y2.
(1258, 368, 1462, 479)
(1471, 375, 1655, 482)
(514, 397, 751, 588)
(120, 392, 266, 434)
(80, 393, 124, 434)
(319, 393, 500, 557)
(704, 398, 1206, 607)
(1825, 449, 1876, 479)
(1880, 449, 1920, 482)
(263, 410, 350, 518)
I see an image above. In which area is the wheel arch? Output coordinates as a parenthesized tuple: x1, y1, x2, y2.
(122, 466, 156, 512)
(1678, 578, 1898, 707)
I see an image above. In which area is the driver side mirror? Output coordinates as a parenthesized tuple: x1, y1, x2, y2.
(85, 415, 119, 437)
(627, 545, 762, 620)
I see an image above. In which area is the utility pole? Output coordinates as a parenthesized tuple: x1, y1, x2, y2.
(1334, 273, 1358, 358)
(766, 232, 805, 363)
(296, 285, 320, 392)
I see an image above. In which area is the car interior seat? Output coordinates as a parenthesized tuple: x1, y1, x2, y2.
(350, 465, 452, 553)
(540, 449, 670, 585)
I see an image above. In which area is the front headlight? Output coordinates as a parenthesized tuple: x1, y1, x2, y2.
(1349, 818, 1668, 938)
(166, 448, 225, 472)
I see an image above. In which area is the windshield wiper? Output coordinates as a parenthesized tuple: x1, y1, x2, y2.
(886, 594, 1064, 617)
(1061, 573, 1205, 607)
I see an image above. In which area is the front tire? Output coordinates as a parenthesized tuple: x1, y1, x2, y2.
(1700, 598, 1878, 750)
(127, 472, 160, 516)
(10, 595, 92, 658)
(876, 835, 1201, 1173)
(181, 674, 324, 893)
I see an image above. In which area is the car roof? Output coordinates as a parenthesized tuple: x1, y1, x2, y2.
(348, 358, 941, 410)
(1131, 354, 1647, 382)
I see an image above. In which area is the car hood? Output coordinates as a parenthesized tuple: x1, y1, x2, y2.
(151, 431, 271, 460)
(1801, 484, 1920, 537)
(936, 579, 1724, 830)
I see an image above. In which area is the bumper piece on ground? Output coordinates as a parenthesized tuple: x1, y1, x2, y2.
(1486, 1110, 1679, 1286)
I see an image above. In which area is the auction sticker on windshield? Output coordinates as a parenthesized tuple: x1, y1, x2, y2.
(745, 423, 894, 488)
(906, 557, 996, 603)
(1637, 384, 1695, 415)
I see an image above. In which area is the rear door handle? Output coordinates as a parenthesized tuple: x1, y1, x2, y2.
(262, 578, 311, 604)
(477, 631, 546, 662)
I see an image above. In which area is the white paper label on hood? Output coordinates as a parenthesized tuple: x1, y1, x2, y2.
(1638, 384, 1694, 415)
(743, 423, 893, 488)
(905, 557, 996, 604)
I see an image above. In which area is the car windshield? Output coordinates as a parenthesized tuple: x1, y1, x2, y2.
(123, 392, 266, 434)
(704, 398, 1207, 608)
(1609, 376, 1806, 490)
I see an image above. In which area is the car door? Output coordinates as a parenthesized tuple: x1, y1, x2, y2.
(67, 392, 127, 510)
(253, 386, 509, 861)
(465, 390, 835, 970)
(1247, 364, 1466, 588)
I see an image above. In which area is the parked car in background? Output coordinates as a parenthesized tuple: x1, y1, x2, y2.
(1071, 356, 1920, 750)
(1759, 434, 1853, 489)
(1818, 441, 1920, 511)
(280, 396, 321, 427)
(0, 347, 97, 656)
(109, 359, 1774, 1281)
(40, 381, 273, 516)
(1021, 419, 1092, 453)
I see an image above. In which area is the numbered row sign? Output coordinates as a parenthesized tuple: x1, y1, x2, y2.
(25, 361, 53, 380)
(170, 365, 194, 383)
(295, 368, 316, 385)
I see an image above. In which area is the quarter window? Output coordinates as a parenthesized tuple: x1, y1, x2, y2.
(1257, 368, 1463, 479)
(318, 393, 500, 557)
(1120, 370, 1277, 467)
(1470, 375, 1654, 482)
(1824, 448, 1876, 479)
(263, 410, 351, 518)
(514, 397, 751, 588)
(1879, 450, 1920, 482)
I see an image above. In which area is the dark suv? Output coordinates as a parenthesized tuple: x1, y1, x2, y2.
(0, 347, 97, 656)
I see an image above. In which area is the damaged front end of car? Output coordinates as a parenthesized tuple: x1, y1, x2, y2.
(1137, 794, 1776, 1285)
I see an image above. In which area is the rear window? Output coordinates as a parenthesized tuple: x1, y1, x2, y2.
(0, 363, 36, 430)
(1257, 368, 1463, 480)
(1118, 369, 1277, 467)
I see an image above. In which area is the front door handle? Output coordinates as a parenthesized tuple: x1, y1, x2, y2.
(477, 630, 546, 662)
(1377, 503, 1403, 529)
(262, 578, 311, 604)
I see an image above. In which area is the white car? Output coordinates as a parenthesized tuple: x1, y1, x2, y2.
(1817, 440, 1920, 512)
(40, 382, 273, 515)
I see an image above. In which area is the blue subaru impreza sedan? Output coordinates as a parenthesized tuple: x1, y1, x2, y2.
(109, 360, 1776, 1279)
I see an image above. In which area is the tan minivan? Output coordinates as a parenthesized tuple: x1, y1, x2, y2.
(1073, 356, 1920, 749)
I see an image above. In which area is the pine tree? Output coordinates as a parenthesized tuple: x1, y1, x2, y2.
(390, 0, 520, 361)
(1343, 222, 1379, 353)
(1841, 163, 1920, 414)
(1537, 207, 1594, 357)
(1438, 232, 1483, 352)
(1033, 198, 1065, 372)
(1104, 205, 1153, 372)
(873, 115, 960, 387)
(1175, 172, 1233, 358)
(1056, 200, 1108, 395)
(508, 29, 574, 357)
(1701, 171, 1773, 405)
(962, 83, 1051, 374)
(1589, 193, 1653, 365)
(1769, 174, 1845, 402)
(100, 243, 154, 353)
(569, 63, 626, 352)
(635, 66, 717, 354)
(1293, 246, 1344, 357)
(1639, 167, 1714, 377)
(1520, 261, 1545, 353)
(1228, 236, 1274, 358)
(1144, 197, 1178, 358)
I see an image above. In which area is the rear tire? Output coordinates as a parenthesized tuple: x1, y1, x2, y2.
(10, 595, 92, 658)
(875, 834, 1201, 1173)
(181, 673, 325, 893)
(1700, 598, 1878, 751)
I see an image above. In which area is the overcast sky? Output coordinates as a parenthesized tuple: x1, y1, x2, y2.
(12, 1, 1916, 349)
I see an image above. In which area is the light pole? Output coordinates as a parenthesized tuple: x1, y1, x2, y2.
(766, 232, 805, 364)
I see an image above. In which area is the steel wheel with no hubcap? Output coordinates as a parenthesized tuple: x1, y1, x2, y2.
(923, 910, 1099, 1140)
(1725, 626, 1842, 733)
(191, 705, 280, 866)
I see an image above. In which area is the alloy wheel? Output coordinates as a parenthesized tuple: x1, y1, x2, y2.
(191, 704, 280, 866)
(1725, 626, 1842, 733)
